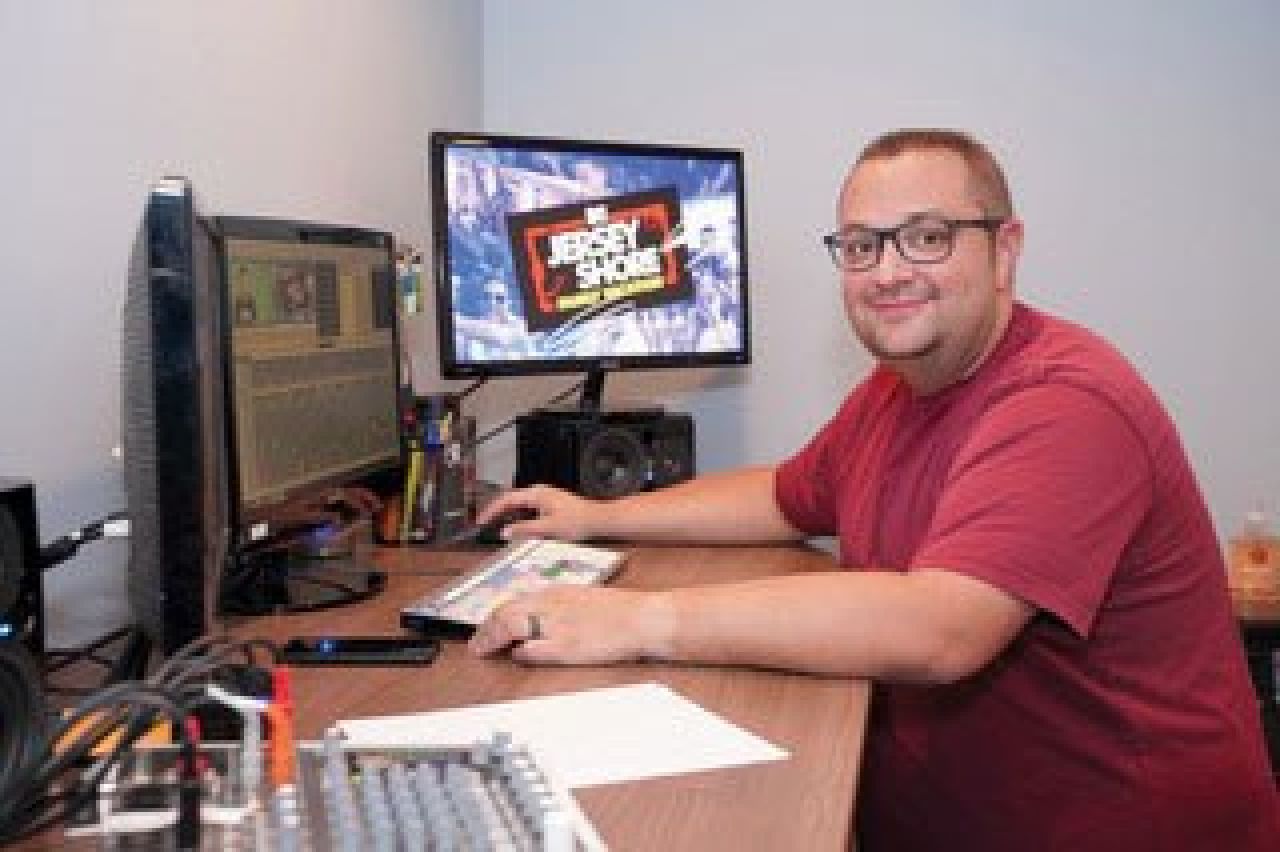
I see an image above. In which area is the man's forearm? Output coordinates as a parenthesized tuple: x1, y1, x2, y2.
(642, 569, 1033, 682)
(591, 465, 803, 543)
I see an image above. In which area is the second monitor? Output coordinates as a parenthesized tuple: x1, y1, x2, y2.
(430, 130, 750, 409)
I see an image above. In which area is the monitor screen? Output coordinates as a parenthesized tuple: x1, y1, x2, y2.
(216, 218, 402, 534)
(430, 132, 750, 391)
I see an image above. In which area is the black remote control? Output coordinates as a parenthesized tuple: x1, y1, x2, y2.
(279, 636, 440, 666)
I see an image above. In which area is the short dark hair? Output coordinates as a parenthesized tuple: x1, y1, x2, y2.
(854, 129, 1014, 218)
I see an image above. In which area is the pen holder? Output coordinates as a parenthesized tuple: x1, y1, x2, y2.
(395, 397, 476, 544)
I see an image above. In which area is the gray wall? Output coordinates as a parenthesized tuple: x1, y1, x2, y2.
(483, 0, 1280, 539)
(3, 1, 1278, 646)
(0, 0, 482, 644)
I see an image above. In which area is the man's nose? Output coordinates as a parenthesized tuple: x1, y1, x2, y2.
(870, 236, 914, 281)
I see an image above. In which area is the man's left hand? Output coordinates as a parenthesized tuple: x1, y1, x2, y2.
(468, 586, 673, 665)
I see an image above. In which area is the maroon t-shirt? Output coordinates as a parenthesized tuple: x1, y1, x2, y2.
(776, 304, 1278, 850)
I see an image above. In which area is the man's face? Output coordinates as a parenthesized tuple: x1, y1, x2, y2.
(837, 150, 1022, 391)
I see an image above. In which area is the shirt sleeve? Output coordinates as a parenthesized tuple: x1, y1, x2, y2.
(912, 382, 1152, 638)
(775, 419, 839, 536)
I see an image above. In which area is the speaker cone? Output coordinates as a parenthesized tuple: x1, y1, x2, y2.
(580, 427, 647, 499)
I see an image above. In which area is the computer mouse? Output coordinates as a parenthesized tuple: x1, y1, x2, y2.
(466, 507, 539, 547)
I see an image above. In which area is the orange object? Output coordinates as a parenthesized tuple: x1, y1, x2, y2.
(56, 712, 171, 756)
(272, 666, 294, 709)
(267, 666, 297, 787)
(267, 703, 295, 787)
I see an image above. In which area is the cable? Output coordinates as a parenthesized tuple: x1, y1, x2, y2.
(455, 376, 488, 399)
(45, 625, 141, 675)
(0, 682, 190, 844)
(149, 634, 273, 689)
(0, 633, 275, 845)
(28, 691, 191, 846)
(39, 510, 129, 571)
(473, 377, 587, 448)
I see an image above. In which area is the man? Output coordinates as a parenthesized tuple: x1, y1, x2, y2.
(469, 130, 1279, 849)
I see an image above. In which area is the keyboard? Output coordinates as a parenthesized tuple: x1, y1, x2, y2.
(401, 539, 627, 639)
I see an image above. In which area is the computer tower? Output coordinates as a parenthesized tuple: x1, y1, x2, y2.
(514, 409, 695, 499)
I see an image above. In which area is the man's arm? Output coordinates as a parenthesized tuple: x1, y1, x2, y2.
(470, 566, 1034, 683)
(477, 465, 803, 544)
(651, 567, 1034, 681)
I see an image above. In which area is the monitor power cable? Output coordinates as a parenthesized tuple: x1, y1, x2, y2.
(40, 512, 130, 572)
(473, 377, 587, 449)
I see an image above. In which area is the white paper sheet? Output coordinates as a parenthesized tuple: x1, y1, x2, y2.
(336, 682, 788, 788)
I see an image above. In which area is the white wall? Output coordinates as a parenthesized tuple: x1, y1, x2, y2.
(3, 1, 1277, 646)
(482, 0, 1280, 539)
(0, 0, 483, 644)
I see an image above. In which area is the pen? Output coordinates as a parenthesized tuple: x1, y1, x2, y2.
(400, 440, 422, 543)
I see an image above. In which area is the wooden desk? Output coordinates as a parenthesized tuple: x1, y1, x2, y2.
(18, 543, 868, 851)
(261, 543, 870, 852)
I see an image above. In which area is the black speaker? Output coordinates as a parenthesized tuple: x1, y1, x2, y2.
(0, 478, 46, 798)
(514, 409, 695, 499)
(0, 478, 43, 662)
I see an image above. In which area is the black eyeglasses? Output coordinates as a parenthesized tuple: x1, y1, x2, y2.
(822, 214, 1005, 272)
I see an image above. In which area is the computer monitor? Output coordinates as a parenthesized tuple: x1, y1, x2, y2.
(430, 131, 750, 409)
(215, 216, 401, 532)
(121, 180, 403, 656)
(122, 178, 230, 656)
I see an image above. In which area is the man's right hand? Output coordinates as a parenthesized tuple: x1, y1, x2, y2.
(476, 467, 798, 547)
(475, 484, 603, 543)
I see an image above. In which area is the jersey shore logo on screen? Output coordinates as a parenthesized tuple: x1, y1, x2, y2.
(506, 188, 692, 333)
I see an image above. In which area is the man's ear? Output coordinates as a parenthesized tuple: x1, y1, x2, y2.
(993, 218, 1024, 292)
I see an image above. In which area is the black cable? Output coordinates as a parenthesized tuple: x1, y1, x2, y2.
(45, 625, 139, 674)
(39, 510, 127, 571)
(0, 630, 276, 845)
(26, 637, 242, 795)
(473, 377, 586, 448)
(149, 635, 271, 689)
(23, 692, 190, 846)
(455, 376, 488, 399)
(35, 683, 175, 782)
(1, 684, 188, 844)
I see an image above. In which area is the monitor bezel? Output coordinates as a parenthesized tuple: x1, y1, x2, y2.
(429, 130, 752, 381)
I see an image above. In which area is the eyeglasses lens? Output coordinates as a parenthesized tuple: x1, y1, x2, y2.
(898, 219, 953, 263)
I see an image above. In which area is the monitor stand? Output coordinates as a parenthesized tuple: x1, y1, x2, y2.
(581, 367, 608, 412)
(540, 367, 665, 418)
(220, 522, 385, 616)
